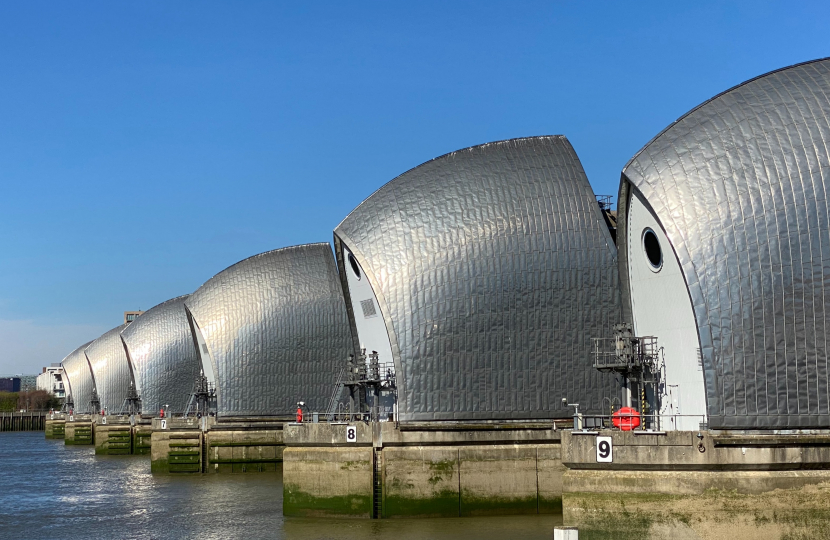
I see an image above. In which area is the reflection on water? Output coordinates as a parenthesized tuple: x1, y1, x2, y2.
(0, 432, 560, 540)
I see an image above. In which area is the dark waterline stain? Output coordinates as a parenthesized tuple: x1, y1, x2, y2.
(0, 432, 561, 540)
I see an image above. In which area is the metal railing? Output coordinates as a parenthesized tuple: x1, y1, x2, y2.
(592, 335, 659, 372)
(574, 413, 708, 432)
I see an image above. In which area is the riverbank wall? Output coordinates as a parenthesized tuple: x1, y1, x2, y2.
(282, 421, 564, 519)
(150, 417, 284, 473)
(561, 429, 830, 538)
(0, 411, 45, 431)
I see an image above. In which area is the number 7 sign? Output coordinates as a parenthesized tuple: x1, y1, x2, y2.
(596, 436, 613, 462)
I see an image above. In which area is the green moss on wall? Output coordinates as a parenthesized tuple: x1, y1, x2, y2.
(384, 490, 459, 518)
(460, 494, 538, 517)
(283, 483, 371, 518)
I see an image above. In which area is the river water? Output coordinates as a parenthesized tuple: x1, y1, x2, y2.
(0, 432, 561, 540)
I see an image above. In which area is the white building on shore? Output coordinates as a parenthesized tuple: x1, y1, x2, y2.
(36, 363, 65, 400)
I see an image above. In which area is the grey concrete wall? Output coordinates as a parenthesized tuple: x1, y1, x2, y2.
(94, 416, 132, 455)
(563, 430, 830, 470)
(149, 418, 285, 474)
(150, 417, 206, 473)
(283, 446, 373, 518)
(383, 446, 459, 518)
(561, 430, 830, 538)
(205, 428, 283, 473)
(282, 422, 564, 519)
(45, 414, 66, 439)
(64, 416, 93, 445)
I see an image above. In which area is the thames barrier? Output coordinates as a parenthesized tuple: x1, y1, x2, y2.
(17, 58, 830, 538)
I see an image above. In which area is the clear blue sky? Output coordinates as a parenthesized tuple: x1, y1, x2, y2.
(1, 2, 827, 374)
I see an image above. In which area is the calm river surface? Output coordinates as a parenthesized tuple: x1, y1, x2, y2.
(0, 432, 561, 540)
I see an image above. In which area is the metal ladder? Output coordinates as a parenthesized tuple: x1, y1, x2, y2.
(372, 448, 383, 519)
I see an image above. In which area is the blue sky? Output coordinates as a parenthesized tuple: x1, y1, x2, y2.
(1, 2, 828, 374)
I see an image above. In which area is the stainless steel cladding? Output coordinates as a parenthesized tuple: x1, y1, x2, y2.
(184, 243, 355, 418)
(60, 341, 94, 413)
(335, 136, 621, 421)
(84, 324, 133, 413)
(121, 295, 201, 416)
(619, 58, 830, 429)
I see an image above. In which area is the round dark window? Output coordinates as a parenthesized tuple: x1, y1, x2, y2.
(642, 228, 662, 270)
(348, 253, 361, 279)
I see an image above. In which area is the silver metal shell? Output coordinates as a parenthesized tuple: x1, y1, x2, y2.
(84, 324, 133, 413)
(184, 243, 354, 418)
(60, 341, 94, 413)
(335, 136, 621, 421)
(620, 58, 830, 428)
(121, 295, 201, 416)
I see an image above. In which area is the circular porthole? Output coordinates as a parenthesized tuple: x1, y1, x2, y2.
(347, 253, 361, 280)
(642, 228, 663, 271)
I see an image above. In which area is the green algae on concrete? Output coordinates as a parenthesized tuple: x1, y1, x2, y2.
(44, 420, 65, 439)
(458, 445, 539, 516)
(539, 495, 563, 514)
(203, 427, 283, 474)
(565, 484, 830, 540)
(283, 483, 372, 518)
(460, 494, 539, 517)
(282, 446, 373, 517)
(383, 447, 460, 518)
(65, 421, 93, 445)
(95, 426, 132, 455)
(133, 428, 152, 455)
(151, 428, 203, 474)
(383, 490, 459, 518)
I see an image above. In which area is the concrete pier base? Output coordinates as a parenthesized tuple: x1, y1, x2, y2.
(150, 417, 284, 474)
(150, 417, 206, 473)
(282, 421, 564, 519)
(205, 421, 283, 473)
(561, 430, 830, 539)
(94, 416, 130, 455)
(133, 422, 152, 455)
(92, 416, 154, 455)
(45, 413, 66, 439)
(64, 415, 94, 445)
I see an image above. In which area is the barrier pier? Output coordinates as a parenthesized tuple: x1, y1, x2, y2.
(562, 429, 830, 538)
(282, 421, 565, 519)
(45, 412, 66, 439)
(150, 417, 284, 474)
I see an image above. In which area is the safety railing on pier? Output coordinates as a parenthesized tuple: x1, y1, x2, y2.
(574, 413, 707, 432)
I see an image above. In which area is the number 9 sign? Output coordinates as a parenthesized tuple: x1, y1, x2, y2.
(596, 436, 613, 463)
(346, 425, 357, 443)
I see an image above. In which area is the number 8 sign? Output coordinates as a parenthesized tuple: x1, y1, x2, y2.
(596, 436, 613, 462)
(346, 425, 357, 443)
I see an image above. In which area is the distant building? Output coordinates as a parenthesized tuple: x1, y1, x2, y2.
(19, 375, 37, 392)
(0, 377, 21, 392)
(36, 363, 65, 399)
(124, 311, 145, 325)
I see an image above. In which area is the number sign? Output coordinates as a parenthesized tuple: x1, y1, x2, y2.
(346, 425, 357, 443)
(69, 415, 74, 422)
(101, 416, 107, 425)
(596, 436, 613, 463)
(160, 419, 167, 430)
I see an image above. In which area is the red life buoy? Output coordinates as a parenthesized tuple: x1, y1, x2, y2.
(296, 407, 303, 423)
(159, 408, 165, 419)
(612, 407, 641, 431)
